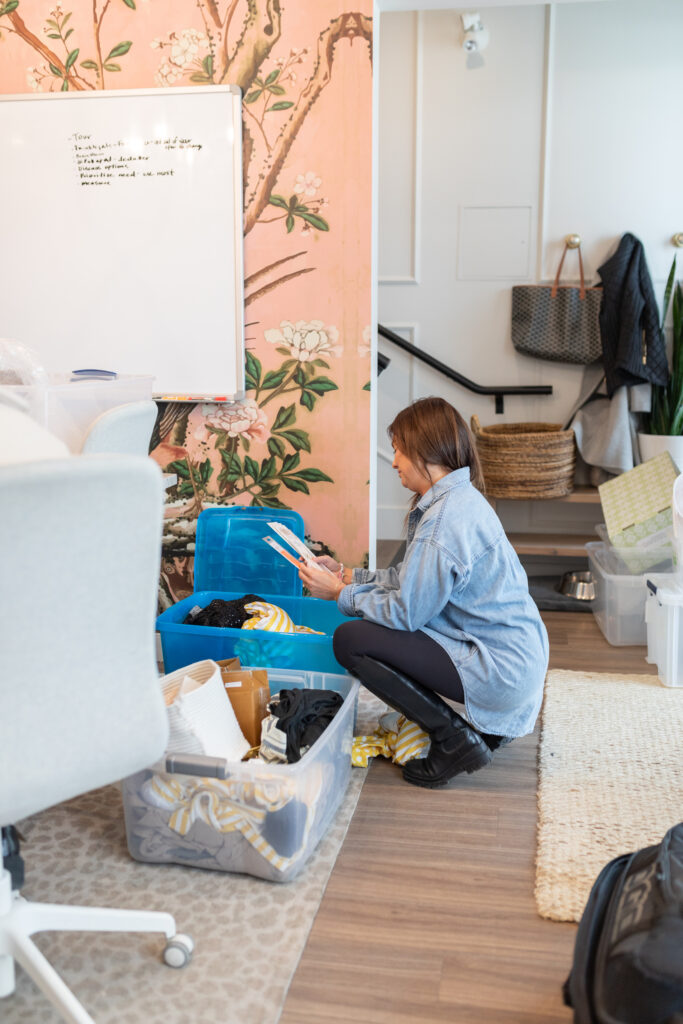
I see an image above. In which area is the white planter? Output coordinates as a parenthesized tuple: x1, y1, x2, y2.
(638, 433, 683, 471)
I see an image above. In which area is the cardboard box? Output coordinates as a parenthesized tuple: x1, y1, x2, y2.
(598, 452, 679, 559)
(216, 659, 270, 748)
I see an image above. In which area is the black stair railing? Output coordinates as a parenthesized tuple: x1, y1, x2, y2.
(378, 323, 552, 414)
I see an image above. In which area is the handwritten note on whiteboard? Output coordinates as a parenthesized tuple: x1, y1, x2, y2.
(70, 131, 205, 186)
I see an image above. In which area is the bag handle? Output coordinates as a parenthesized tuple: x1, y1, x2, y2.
(551, 242, 586, 300)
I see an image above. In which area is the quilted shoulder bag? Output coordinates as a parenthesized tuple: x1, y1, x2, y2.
(511, 242, 603, 364)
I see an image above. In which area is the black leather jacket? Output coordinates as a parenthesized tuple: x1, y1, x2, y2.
(597, 233, 668, 396)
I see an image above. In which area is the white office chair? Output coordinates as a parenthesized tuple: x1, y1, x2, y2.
(80, 400, 158, 455)
(0, 454, 193, 1024)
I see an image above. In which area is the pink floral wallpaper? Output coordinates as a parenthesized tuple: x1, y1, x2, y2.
(0, 1, 373, 604)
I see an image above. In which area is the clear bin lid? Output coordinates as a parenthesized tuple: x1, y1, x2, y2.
(592, 526, 675, 575)
(193, 506, 305, 596)
(586, 540, 674, 578)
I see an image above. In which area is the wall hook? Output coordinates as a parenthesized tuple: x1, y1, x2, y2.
(672, 233, 683, 248)
(565, 234, 581, 249)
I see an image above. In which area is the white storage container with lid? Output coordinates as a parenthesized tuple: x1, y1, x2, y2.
(586, 541, 675, 646)
(645, 575, 683, 687)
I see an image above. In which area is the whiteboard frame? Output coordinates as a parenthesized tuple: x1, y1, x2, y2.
(0, 85, 246, 401)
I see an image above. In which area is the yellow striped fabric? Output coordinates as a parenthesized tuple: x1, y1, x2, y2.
(242, 600, 324, 635)
(140, 769, 322, 873)
(351, 711, 430, 767)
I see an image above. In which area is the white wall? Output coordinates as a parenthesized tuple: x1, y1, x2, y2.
(376, 0, 683, 539)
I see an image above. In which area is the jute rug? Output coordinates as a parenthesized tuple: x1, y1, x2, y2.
(535, 669, 683, 923)
(5, 689, 385, 1024)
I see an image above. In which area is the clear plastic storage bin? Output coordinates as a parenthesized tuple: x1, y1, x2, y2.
(645, 575, 683, 686)
(594, 523, 674, 574)
(122, 669, 359, 881)
(586, 541, 675, 646)
(1, 372, 154, 452)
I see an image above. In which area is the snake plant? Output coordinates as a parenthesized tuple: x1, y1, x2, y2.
(647, 256, 683, 435)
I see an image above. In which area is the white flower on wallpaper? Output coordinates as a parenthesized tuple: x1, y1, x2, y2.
(196, 399, 269, 443)
(293, 172, 322, 197)
(170, 28, 209, 67)
(152, 28, 209, 85)
(155, 60, 181, 86)
(26, 67, 43, 91)
(358, 324, 371, 356)
(264, 320, 342, 361)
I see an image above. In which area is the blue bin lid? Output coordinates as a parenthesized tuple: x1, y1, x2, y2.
(194, 507, 305, 596)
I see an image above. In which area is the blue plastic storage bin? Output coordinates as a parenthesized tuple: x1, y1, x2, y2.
(157, 507, 352, 673)
(157, 590, 350, 672)
(194, 506, 305, 596)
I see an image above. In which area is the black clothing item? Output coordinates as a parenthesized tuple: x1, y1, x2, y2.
(269, 688, 344, 763)
(350, 656, 492, 788)
(332, 618, 465, 702)
(597, 233, 668, 397)
(183, 594, 264, 628)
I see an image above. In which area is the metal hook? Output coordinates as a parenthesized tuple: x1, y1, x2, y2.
(672, 233, 683, 248)
(565, 234, 581, 249)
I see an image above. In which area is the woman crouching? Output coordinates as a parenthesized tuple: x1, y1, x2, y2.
(298, 396, 549, 789)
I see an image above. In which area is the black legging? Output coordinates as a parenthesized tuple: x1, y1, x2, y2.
(333, 618, 465, 704)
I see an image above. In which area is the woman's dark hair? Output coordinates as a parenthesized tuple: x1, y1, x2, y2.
(388, 396, 485, 493)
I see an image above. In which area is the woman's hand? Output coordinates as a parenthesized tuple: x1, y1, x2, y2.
(310, 555, 341, 573)
(298, 560, 345, 601)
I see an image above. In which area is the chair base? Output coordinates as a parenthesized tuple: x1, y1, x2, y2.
(0, 868, 189, 1024)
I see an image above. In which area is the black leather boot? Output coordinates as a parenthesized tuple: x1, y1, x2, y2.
(353, 656, 492, 788)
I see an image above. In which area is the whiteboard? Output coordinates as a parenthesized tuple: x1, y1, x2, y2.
(0, 87, 245, 398)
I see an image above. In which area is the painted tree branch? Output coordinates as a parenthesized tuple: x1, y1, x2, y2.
(245, 266, 315, 306)
(244, 250, 308, 289)
(7, 10, 90, 89)
(204, 0, 223, 30)
(93, 0, 110, 90)
(243, 12, 372, 234)
(220, 0, 242, 77)
(223, 0, 282, 90)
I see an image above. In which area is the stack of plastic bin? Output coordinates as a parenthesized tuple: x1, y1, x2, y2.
(645, 474, 683, 685)
(586, 539, 675, 646)
(156, 506, 352, 673)
(136, 508, 360, 880)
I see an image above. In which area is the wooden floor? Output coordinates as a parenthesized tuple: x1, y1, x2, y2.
(280, 610, 657, 1024)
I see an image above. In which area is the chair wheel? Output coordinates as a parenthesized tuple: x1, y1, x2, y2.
(163, 933, 194, 968)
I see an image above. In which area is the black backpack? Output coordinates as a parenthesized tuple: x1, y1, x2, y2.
(563, 822, 683, 1024)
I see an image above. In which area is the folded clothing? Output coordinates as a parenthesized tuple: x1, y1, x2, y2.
(267, 688, 344, 763)
(183, 595, 264, 628)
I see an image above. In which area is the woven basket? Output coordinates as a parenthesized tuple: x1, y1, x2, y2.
(471, 414, 576, 499)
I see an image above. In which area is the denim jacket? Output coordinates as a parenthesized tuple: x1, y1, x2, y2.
(336, 467, 549, 738)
